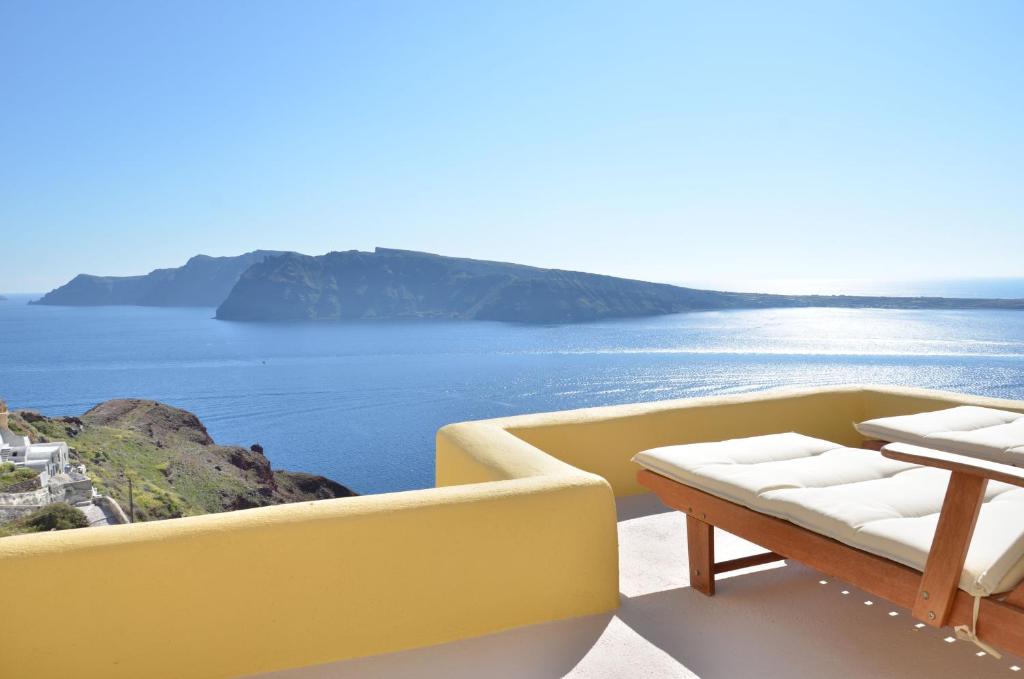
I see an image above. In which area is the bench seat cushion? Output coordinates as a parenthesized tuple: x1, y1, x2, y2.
(633, 433, 1024, 597)
(856, 406, 1024, 466)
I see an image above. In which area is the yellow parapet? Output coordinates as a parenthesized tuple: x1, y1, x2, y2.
(0, 474, 618, 679)
(2, 384, 1023, 679)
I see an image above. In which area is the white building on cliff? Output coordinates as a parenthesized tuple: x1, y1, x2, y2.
(0, 402, 71, 484)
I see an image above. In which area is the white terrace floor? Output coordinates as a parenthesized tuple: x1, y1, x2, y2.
(257, 495, 1024, 679)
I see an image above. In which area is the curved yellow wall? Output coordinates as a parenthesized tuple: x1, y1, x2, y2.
(0, 475, 618, 679)
(483, 385, 1024, 496)
(3, 384, 1022, 678)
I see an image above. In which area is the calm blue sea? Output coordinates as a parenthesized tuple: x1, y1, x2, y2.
(2, 292, 1024, 494)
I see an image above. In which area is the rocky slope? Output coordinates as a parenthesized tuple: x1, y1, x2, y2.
(216, 248, 1024, 323)
(8, 400, 355, 522)
(32, 250, 289, 307)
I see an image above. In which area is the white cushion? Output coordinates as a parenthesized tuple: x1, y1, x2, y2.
(633, 433, 1024, 596)
(856, 406, 1024, 466)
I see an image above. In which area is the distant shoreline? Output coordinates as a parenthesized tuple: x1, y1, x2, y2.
(13, 276, 1024, 304)
(27, 248, 1024, 323)
(675, 277, 1024, 300)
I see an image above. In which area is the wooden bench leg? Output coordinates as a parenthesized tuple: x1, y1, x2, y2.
(687, 514, 715, 596)
(915, 471, 987, 627)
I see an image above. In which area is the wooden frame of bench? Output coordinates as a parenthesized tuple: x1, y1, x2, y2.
(637, 443, 1024, 657)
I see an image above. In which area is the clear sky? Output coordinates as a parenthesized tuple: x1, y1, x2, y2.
(2, 1, 1022, 294)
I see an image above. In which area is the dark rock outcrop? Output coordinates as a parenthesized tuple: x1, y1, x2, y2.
(84, 400, 215, 446)
(273, 471, 358, 502)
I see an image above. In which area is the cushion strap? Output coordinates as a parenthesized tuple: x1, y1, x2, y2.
(953, 595, 1002, 659)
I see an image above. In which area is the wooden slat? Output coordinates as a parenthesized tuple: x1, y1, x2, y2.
(714, 552, 785, 574)
(1004, 582, 1024, 609)
(883, 443, 1024, 488)
(913, 471, 987, 627)
(687, 514, 715, 596)
(636, 469, 1024, 656)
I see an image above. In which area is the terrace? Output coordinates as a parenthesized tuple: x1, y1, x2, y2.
(259, 494, 1024, 679)
(3, 385, 1023, 678)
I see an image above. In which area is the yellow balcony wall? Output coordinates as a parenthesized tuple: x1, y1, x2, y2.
(2, 385, 1023, 679)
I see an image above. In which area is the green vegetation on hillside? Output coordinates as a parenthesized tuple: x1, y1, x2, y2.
(0, 503, 88, 537)
(0, 462, 40, 492)
(9, 401, 355, 523)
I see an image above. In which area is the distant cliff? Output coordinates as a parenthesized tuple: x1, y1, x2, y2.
(215, 248, 1024, 323)
(31, 246, 1024, 321)
(32, 251, 288, 307)
(8, 400, 356, 522)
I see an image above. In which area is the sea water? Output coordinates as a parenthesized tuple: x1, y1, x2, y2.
(2, 295, 1023, 494)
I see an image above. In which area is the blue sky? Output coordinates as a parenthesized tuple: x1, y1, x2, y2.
(2, 1, 1022, 294)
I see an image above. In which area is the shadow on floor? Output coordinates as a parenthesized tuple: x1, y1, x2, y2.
(615, 492, 675, 521)
(257, 612, 616, 679)
(255, 499, 1023, 679)
(615, 562, 1020, 679)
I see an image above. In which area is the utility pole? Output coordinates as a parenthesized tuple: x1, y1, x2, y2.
(120, 467, 135, 523)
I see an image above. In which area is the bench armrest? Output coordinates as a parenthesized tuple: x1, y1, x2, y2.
(882, 443, 1024, 488)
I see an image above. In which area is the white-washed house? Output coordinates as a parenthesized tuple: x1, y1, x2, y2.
(0, 406, 70, 485)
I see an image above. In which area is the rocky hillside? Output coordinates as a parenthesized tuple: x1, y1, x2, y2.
(32, 250, 288, 307)
(8, 400, 355, 522)
(216, 248, 1024, 323)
